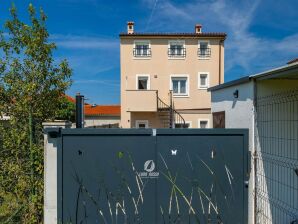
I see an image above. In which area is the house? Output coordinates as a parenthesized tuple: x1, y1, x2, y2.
(84, 104, 120, 128)
(208, 60, 298, 224)
(65, 95, 120, 128)
(120, 22, 226, 128)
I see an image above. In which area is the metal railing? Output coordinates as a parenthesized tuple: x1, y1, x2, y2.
(133, 48, 151, 57)
(156, 91, 186, 128)
(198, 47, 211, 58)
(168, 47, 186, 57)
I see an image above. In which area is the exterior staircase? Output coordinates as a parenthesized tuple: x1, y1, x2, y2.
(156, 91, 186, 128)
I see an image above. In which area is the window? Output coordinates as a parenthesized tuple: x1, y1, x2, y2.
(175, 122, 191, 128)
(198, 72, 209, 89)
(171, 75, 189, 96)
(134, 41, 151, 57)
(168, 40, 185, 57)
(198, 119, 209, 128)
(198, 41, 211, 58)
(135, 120, 149, 128)
(136, 75, 150, 90)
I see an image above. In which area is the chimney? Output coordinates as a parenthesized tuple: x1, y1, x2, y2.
(195, 24, 202, 34)
(127, 21, 134, 34)
(75, 92, 85, 128)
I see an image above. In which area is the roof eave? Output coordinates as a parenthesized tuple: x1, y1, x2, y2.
(208, 76, 251, 92)
(119, 33, 227, 40)
(209, 62, 298, 92)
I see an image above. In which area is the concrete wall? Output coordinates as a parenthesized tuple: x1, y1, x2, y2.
(71, 116, 120, 128)
(211, 81, 255, 224)
(84, 116, 120, 127)
(43, 121, 72, 224)
(211, 81, 254, 149)
(120, 36, 225, 128)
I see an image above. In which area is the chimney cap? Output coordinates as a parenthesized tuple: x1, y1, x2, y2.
(127, 21, 134, 34)
(195, 23, 202, 34)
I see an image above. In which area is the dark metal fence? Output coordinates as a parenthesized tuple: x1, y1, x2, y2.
(56, 129, 249, 223)
(255, 88, 298, 223)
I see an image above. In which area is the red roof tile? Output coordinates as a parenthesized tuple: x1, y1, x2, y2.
(64, 95, 76, 103)
(65, 95, 120, 116)
(84, 105, 120, 116)
(119, 32, 227, 39)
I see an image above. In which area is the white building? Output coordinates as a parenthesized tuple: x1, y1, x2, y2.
(209, 60, 298, 224)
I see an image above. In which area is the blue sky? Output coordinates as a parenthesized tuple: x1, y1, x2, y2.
(1, 0, 298, 104)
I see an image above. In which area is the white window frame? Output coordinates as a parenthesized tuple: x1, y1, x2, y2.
(198, 40, 210, 59)
(136, 74, 150, 90)
(170, 74, 189, 97)
(135, 120, 149, 128)
(198, 119, 210, 128)
(134, 40, 151, 59)
(168, 40, 185, 59)
(198, 72, 209, 89)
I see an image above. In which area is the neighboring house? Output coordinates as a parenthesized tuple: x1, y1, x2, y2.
(120, 22, 226, 128)
(66, 95, 120, 128)
(209, 60, 298, 224)
(84, 104, 120, 128)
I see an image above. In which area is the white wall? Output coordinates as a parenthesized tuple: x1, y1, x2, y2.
(43, 121, 72, 224)
(211, 81, 255, 224)
(71, 116, 120, 128)
(84, 116, 120, 127)
(211, 81, 254, 148)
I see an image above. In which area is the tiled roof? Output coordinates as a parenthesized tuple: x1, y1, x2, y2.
(84, 105, 120, 116)
(119, 32, 227, 38)
(65, 95, 76, 103)
(65, 95, 120, 116)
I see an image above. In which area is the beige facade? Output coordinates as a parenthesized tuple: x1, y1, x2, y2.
(120, 22, 226, 128)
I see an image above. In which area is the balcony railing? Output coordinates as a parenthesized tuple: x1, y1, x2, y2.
(133, 48, 151, 57)
(198, 47, 211, 58)
(168, 47, 186, 57)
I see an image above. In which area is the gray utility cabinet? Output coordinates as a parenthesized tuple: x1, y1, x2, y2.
(51, 128, 249, 224)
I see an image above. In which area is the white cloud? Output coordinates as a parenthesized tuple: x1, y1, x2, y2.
(141, 0, 298, 77)
(50, 34, 119, 50)
(74, 79, 119, 87)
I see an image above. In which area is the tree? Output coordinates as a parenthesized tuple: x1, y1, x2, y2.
(0, 4, 72, 223)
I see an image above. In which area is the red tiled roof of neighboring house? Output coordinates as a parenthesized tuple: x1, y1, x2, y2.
(64, 95, 76, 103)
(65, 95, 120, 116)
(287, 58, 298, 64)
(119, 32, 227, 39)
(84, 105, 120, 116)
